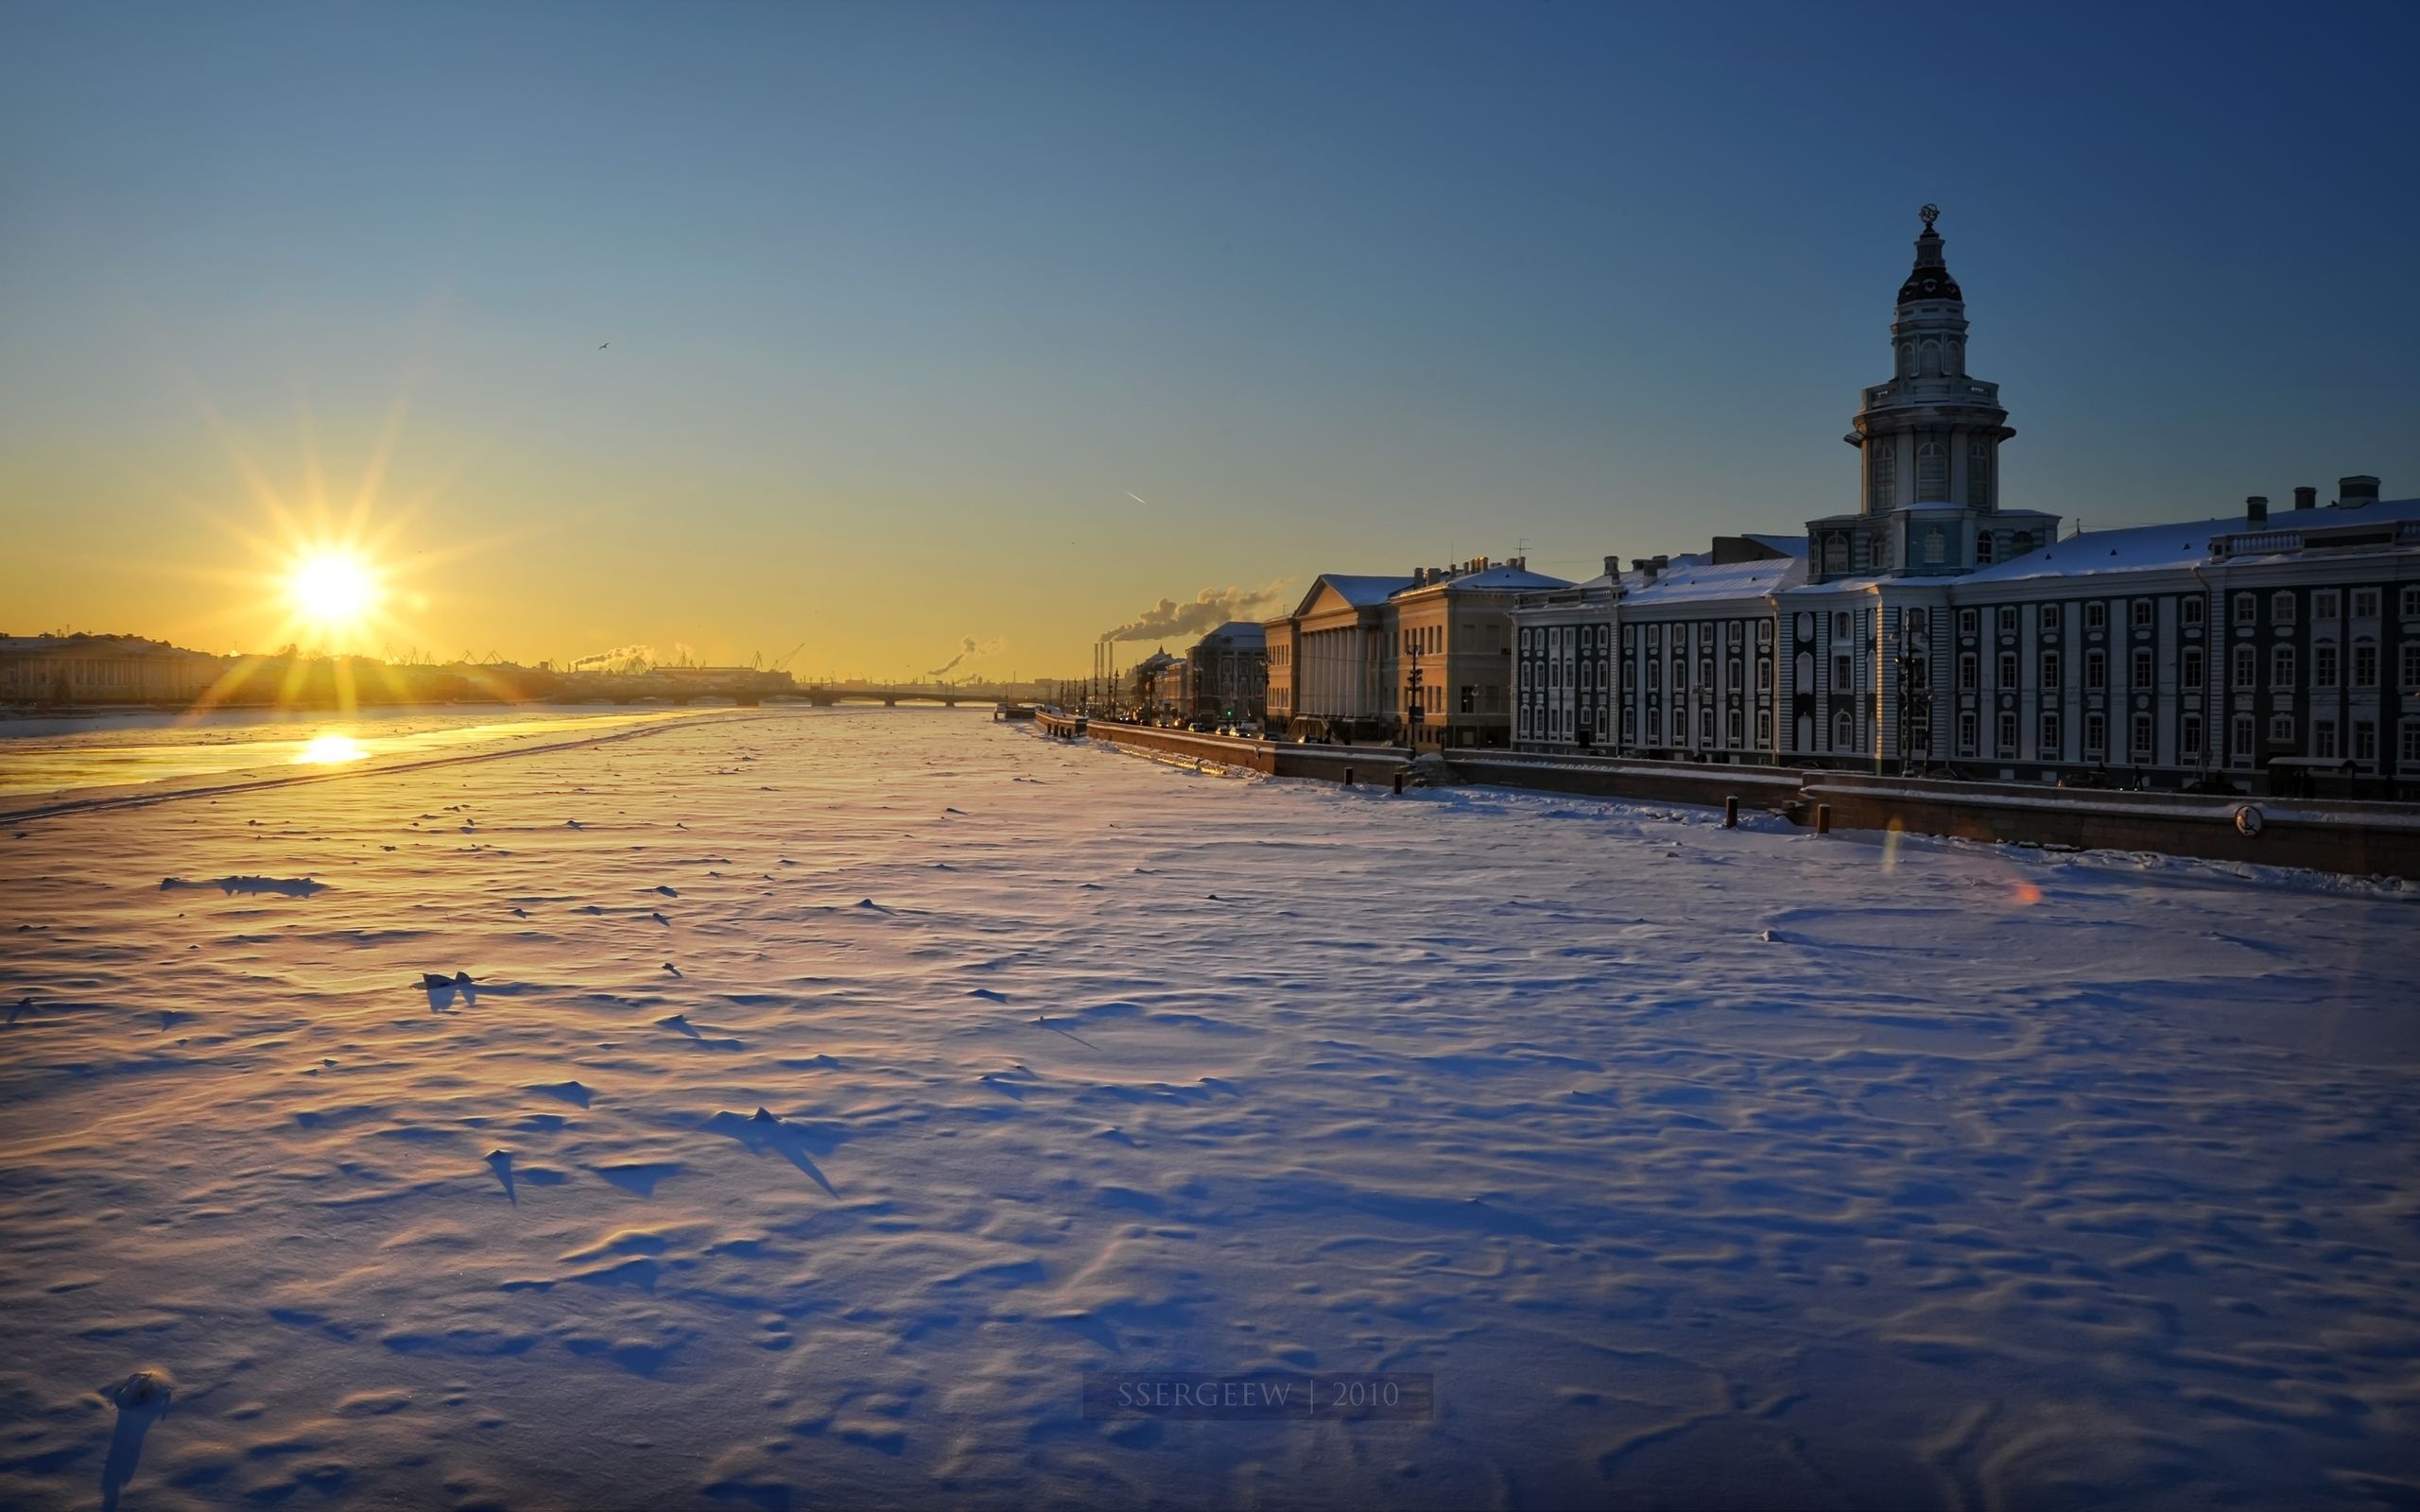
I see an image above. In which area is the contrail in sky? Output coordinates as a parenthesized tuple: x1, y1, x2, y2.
(1124, 491, 1150, 507)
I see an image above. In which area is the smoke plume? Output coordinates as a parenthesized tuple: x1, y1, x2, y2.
(1099, 580, 1290, 644)
(570, 643, 658, 673)
(925, 635, 1002, 679)
(568, 642, 699, 673)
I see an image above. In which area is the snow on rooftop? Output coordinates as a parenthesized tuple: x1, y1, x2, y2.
(1968, 497, 2420, 583)
(1623, 553, 1808, 606)
(1317, 573, 1417, 607)
(1397, 564, 1573, 594)
(1196, 621, 1268, 646)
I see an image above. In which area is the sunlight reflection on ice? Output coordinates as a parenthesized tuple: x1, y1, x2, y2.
(294, 732, 369, 765)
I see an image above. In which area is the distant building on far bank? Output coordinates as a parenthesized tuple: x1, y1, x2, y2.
(0, 634, 229, 706)
(1130, 649, 1187, 720)
(1184, 621, 1267, 725)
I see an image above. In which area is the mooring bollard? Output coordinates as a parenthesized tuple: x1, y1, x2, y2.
(1815, 802, 1832, 835)
(1724, 796, 1738, 828)
(1343, 766, 1355, 787)
(1392, 771, 1405, 796)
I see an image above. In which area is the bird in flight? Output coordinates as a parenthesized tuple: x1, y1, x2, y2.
(598, 342, 610, 350)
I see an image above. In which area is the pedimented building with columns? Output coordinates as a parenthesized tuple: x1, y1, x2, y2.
(1512, 208, 2420, 797)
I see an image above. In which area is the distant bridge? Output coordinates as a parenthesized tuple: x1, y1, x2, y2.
(557, 671, 1027, 708)
(784, 679, 1025, 708)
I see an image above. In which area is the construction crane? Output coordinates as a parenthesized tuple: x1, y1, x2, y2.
(770, 641, 807, 672)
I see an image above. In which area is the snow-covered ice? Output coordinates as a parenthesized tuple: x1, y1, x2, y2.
(2, 707, 2415, 1509)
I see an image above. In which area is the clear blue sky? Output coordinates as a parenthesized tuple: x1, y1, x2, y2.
(3, 1, 2414, 672)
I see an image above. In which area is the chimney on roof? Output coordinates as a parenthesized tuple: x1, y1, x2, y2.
(1602, 555, 1620, 579)
(1637, 556, 1662, 584)
(2338, 474, 2381, 507)
(2292, 485, 2317, 511)
(2246, 495, 2268, 527)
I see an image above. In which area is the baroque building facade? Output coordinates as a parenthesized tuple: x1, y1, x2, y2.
(1512, 209, 2420, 797)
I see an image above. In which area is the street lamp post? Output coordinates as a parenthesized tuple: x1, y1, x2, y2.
(1894, 647, 1932, 775)
(1405, 655, 1424, 751)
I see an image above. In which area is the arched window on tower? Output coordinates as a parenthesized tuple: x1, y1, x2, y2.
(1969, 438, 1994, 508)
(1898, 341, 1915, 378)
(1977, 532, 1995, 565)
(1915, 440, 1948, 501)
(1824, 535, 1848, 575)
(1920, 340, 1942, 377)
(1871, 442, 1895, 508)
(1922, 525, 1946, 566)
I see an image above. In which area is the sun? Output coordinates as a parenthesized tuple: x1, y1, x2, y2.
(285, 547, 384, 639)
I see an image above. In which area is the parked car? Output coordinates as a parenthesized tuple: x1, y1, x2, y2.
(2057, 767, 2118, 791)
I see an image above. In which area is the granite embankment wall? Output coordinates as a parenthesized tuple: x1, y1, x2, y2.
(1034, 714, 1409, 784)
(1447, 752, 2420, 880)
(1035, 716, 2420, 878)
(1799, 771, 2420, 879)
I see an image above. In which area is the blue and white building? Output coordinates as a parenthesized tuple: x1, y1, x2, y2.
(1513, 208, 2420, 796)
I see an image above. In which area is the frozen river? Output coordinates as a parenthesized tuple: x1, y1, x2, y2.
(0, 704, 702, 806)
(0, 707, 2414, 1509)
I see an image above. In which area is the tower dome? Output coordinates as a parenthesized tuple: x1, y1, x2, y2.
(1848, 205, 2014, 520)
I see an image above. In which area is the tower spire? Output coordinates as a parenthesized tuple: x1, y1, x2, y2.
(1898, 204, 1961, 302)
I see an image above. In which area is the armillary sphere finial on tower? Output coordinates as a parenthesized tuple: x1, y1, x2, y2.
(1919, 203, 1941, 231)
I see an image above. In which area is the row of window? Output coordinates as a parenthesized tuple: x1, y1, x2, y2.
(1518, 705, 1609, 741)
(2229, 642, 2413, 690)
(1793, 611, 1871, 642)
(2235, 586, 2416, 625)
(1518, 623, 1614, 653)
(1521, 658, 1613, 693)
(1954, 710, 2420, 767)
(1591, 591, 2420, 664)
(1943, 640, 2420, 696)
(1621, 620, 1769, 651)
(1954, 598, 2201, 638)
